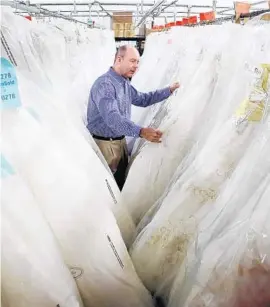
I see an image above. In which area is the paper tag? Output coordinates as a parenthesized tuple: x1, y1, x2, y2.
(1, 57, 21, 109)
(235, 99, 265, 122)
(1, 154, 15, 179)
(234, 63, 270, 122)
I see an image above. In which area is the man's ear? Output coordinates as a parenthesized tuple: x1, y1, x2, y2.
(114, 55, 120, 64)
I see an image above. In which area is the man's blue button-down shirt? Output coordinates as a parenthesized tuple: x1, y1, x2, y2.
(87, 67, 171, 138)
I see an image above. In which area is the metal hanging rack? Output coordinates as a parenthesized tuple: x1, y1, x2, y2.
(2, 0, 269, 30)
(136, 0, 167, 28)
(181, 8, 270, 27)
(141, 0, 269, 27)
(0, 0, 106, 28)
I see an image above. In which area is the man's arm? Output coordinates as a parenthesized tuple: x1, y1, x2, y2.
(94, 81, 141, 137)
(130, 85, 171, 108)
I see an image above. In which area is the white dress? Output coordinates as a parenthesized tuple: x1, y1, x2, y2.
(1, 8, 114, 175)
(129, 61, 270, 295)
(168, 133, 270, 307)
(1, 11, 135, 244)
(1, 155, 83, 307)
(2, 103, 153, 307)
(1, 11, 153, 307)
(122, 24, 269, 226)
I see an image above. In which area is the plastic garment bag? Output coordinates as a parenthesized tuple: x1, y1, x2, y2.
(124, 39, 221, 225)
(129, 60, 270, 295)
(2, 103, 152, 307)
(1, 155, 83, 307)
(168, 123, 270, 307)
(1, 11, 153, 307)
(136, 59, 270, 234)
(123, 24, 270, 227)
(1, 9, 113, 174)
(130, 31, 183, 128)
(130, 26, 214, 130)
(1, 9, 135, 243)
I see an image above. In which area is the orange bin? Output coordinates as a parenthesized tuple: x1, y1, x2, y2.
(200, 11, 215, 22)
(188, 16, 197, 24)
(182, 18, 189, 25)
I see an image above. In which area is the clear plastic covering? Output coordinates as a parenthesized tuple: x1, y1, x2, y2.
(1, 9, 153, 307)
(122, 22, 270, 226)
(167, 121, 270, 307)
(130, 105, 269, 296)
(1, 8, 115, 173)
(1, 155, 83, 307)
(127, 21, 270, 300)
(1, 8, 135, 243)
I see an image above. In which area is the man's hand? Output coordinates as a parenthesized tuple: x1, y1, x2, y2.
(140, 127, 163, 143)
(170, 82, 180, 94)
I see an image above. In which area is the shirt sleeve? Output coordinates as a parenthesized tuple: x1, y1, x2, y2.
(94, 81, 142, 137)
(130, 85, 171, 108)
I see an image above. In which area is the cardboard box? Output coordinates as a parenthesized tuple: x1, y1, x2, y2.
(124, 30, 131, 37)
(113, 23, 120, 30)
(124, 23, 133, 30)
(113, 22, 125, 30)
(118, 30, 124, 37)
(112, 12, 132, 23)
(113, 20, 136, 37)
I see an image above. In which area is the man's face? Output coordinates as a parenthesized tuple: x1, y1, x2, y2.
(118, 48, 140, 79)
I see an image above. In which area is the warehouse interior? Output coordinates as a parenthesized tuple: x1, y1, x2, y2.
(1, 0, 270, 307)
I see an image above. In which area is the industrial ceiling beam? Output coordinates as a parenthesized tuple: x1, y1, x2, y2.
(218, 7, 234, 14)
(0, 0, 90, 24)
(35, 6, 266, 14)
(31, 13, 189, 18)
(20, 9, 222, 15)
(7, 0, 268, 25)
(33, 1, 230, 10)
(17, 10, 236, 18)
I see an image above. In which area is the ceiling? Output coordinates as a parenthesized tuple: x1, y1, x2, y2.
(4, 0, 270, 27)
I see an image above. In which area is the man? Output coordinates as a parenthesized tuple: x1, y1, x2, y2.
(87, 45, 180, 190)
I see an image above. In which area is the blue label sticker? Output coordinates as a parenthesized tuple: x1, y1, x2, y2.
(1, 57, 21, 109)
(1, 154, 15, 179)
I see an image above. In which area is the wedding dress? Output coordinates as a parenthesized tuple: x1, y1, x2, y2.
(168, 123, 270, 307)
(129, 61, 270, 296)
(1, 11, 153, 307)
(1, 154, 83, 307)
(123, 24, 269, 227)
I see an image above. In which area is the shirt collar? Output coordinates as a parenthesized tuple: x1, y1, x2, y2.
(108, 67, 129, 84)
